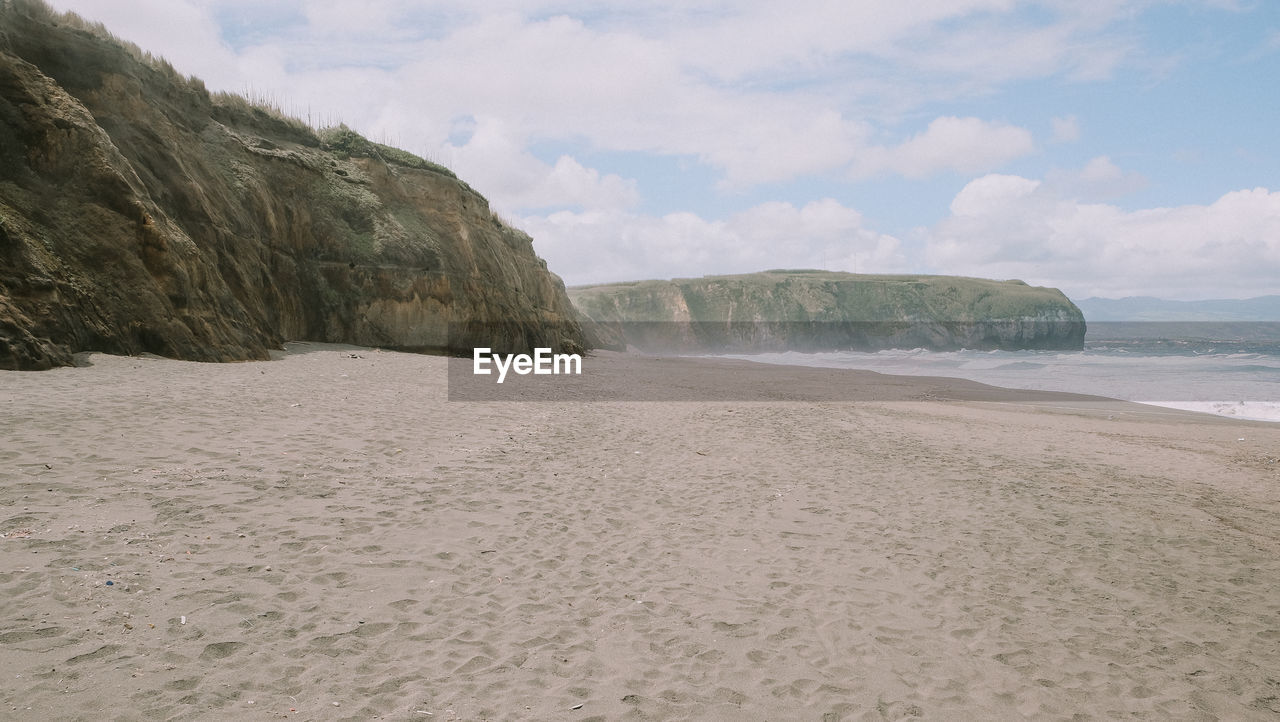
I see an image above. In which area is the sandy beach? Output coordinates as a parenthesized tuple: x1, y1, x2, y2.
(2, 344, 1279, 720)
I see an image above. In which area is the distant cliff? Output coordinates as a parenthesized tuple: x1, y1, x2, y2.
(570, 270, 1085, 352)
(0, 1, 584, 370)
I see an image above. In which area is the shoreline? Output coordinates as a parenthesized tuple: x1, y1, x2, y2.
(3, 344, 1279, 719)
(698, 347, 1280, 425)
(38, 343, 1280, 424)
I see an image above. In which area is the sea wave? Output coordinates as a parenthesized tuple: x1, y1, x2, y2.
(1139, 401, 1280, 423)
(715, 348, 1280, 422)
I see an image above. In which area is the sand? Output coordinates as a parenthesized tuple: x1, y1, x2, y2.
(2, 344, 1279, 720)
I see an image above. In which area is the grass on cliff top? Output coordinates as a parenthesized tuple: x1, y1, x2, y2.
(2, 0, 215, 98)
(318, 125, 457, 178)
(2, 0, 459, 179)
(570, 270, 1045, 293)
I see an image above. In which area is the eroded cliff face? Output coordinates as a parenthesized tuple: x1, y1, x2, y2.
(570, 271, 1086, 353)
(0, 3, 584, 370)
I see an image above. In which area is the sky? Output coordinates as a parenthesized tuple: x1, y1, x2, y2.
(43, 0, 1280, 300)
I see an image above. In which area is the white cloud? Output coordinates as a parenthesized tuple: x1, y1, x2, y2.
(1050, 115, 1080, 143)
(853, 117, 1035, 179)
(667, 0, 1018, 82)
(1044, 155, 1146, 201)
(299, 1, 403, 38)
(538, 156, 640, 211)
(441, 117, 638, 211)
(42, 0, 1157, 195)
(521, 199, 906, 286)
(903, 16, 1133, 86)
(927, 176, 1280, 299)
(949, 174, 1042, 216)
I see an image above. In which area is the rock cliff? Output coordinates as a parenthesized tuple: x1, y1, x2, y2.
(0, 1, 584, 370)
(570, 270, 1085, 352)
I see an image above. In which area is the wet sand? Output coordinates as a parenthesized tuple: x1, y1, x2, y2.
(2, 344, 1278, 720)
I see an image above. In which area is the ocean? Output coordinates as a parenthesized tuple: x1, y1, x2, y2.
(720, 337, 1280, 423)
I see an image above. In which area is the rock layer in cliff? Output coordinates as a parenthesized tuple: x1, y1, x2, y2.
(0, 0, 584, 370)
(569, 270, 1086, 352)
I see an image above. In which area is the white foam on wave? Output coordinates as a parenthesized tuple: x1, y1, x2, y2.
(720, 349, 1280, 423)
(1138, 401, 1280, 423)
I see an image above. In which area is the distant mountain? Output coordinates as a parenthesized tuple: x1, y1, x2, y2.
(1073, 296, 1280, 322)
